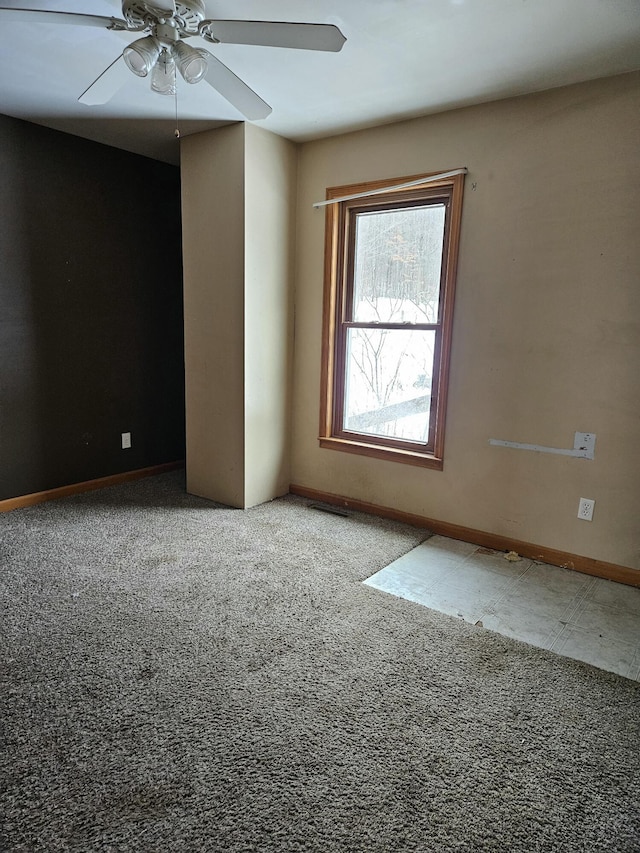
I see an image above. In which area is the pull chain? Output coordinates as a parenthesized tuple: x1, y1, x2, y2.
(174, 82, 180, 139)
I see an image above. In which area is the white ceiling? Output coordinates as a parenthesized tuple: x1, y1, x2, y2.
(1, 0, 639, 164)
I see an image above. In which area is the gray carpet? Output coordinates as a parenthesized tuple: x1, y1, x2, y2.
(1, 472, 639, 852)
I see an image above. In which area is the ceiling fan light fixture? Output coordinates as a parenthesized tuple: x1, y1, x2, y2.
(123, 35, 160, 77)
(151, 49, 177, 95)
(173, 40, 208, 84)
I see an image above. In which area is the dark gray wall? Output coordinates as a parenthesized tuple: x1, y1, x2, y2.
(0, 115, 185, 501)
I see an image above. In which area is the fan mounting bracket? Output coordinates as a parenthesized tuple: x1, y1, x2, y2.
(198, 23, 220, 44)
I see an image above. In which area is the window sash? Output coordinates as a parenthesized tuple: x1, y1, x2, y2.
(335, 325, 443, 452)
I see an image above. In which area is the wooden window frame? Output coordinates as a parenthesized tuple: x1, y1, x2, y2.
(319, 171, 465, 470)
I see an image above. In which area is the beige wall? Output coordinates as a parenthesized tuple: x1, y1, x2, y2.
(181, 123, 296, 508)
(291, 72, 640, 569)
(182, 124, 246, 507)
(244, 124, 296, 506)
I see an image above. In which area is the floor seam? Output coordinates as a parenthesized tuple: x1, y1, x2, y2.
(369, 541, 639, 681)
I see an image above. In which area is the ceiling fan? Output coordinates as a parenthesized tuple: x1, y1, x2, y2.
(0, 1, 347, 119)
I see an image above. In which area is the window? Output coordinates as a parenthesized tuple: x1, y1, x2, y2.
(319, 172, 465, 469)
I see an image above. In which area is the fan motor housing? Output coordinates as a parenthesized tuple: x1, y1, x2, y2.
(122, 1, 206, 33)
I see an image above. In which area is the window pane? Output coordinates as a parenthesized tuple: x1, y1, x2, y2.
(343, 328, 436, 443)
(352, 204, 445, 324)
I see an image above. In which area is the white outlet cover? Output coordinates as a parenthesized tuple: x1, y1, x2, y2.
(121, 432, 131, 449)
(578, 497, 595, 521)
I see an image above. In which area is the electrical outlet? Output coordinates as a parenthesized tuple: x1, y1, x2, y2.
(578, 497, 594, 521)
(121, 432, 132, 450)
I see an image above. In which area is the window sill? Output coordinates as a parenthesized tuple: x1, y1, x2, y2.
(318, 436, 444, 470)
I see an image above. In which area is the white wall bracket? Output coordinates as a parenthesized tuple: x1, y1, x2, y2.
(489, 431, 595, 459)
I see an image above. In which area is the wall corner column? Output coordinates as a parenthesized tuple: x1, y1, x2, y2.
(181, 123, 296, 509)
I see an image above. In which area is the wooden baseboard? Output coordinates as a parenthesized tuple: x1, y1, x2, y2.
(289, 484, 640, 588)
(0, 461, 185, 513)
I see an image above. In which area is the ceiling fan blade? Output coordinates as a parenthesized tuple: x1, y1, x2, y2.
(78, 54, 130, 106)
(201, 50, 272, 120)
(0, 7, 126, 29)
(201, 20, 346, 52)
